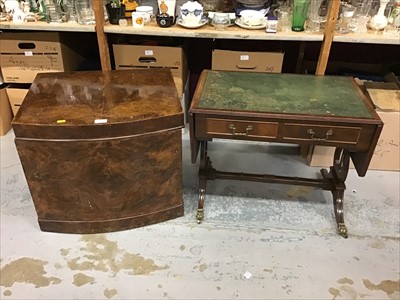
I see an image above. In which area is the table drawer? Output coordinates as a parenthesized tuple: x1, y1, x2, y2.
(283, 123, 361, 144)
(206, 118, 279, 138)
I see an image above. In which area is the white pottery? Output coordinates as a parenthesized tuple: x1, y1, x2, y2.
(369, 0, 390, 30)
(180, 1, 203, 25)
(239, 9, 265, 26)
(211, 13, 231, 30)
(136, 6, 154, 24)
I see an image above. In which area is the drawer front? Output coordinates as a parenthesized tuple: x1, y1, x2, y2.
(206, 118, 279, 139)
(283, 123, 361, 144)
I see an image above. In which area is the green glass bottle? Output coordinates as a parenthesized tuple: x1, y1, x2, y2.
(292, 0, 310, 31)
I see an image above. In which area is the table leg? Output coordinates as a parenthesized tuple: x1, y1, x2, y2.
(196, 141, 216, 224)
(197, 141, 208, 223)
(321, 148, 350, 238)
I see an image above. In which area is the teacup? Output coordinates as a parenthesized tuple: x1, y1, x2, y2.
(180, 0, 203, 25)
(208, 12, 236, 20)
(240, 9, 265, 26)
(136, 6, 154, 24)
(131, 11, 145, 28)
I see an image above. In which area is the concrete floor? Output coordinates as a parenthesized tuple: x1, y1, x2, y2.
(1, 127, 399, 300)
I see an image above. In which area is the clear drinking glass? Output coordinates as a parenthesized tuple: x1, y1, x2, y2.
(305, 0, 326, 33)
(338, 4, 356, 34)
(75, 0, 95, 25)
(349, 0, 372, 34)
(385, 2, 400, 35)
(46, 2, 66, 23)
(65, 0, 78, 23)
(276, 4, 291, 32)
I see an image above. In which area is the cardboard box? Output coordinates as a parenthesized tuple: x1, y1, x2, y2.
(212, 49, 284, 73)
(0, 32, 84, 83)
(6, 85, 30, 116)
(0, 84, 13, 136)
(113, 44, 188, 98)
(308, 89, 400, 171)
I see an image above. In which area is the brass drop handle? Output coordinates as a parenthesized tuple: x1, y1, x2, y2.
(228, 124, 253, 136)
(307, 129, 333, 141)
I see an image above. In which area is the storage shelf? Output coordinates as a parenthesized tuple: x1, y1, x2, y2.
(104, 22, 324, 41)
(2, 20, 397, 44)
(333, 32, 400, 45)
(0, 21, 95, 32)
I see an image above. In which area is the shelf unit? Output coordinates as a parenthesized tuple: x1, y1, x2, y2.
(0, 1, 398, 75)
(333, 32, 400, 44)
(0, 21, 95, 32)
(93, 0, 339, 74)
(103, 22, 324, 41)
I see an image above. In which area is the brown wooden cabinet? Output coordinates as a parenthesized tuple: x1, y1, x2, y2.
(12, 69, 185, 233)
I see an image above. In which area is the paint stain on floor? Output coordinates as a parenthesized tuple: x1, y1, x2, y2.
(0, 234, 168, 295)
(72, 273, 95, 287)
(363, 279, 400, 299)
(104, 288, 118, 299)
(337, 277, 354, 285)
(339, 285, 358, 299)
(199, 263, 208, 272)
(54, 263, 63, 269)
(285, 186, 314, 199)
(330, 277, 399, 300)
(0, 257, 62, 288)
(64, 234, 168, 276)
(60, 248, 70, 256)
(367, 240, 386, 249)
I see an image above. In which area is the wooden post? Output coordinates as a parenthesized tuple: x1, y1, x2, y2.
(316, 0, 340, 75)
(93, 0, 112, 71)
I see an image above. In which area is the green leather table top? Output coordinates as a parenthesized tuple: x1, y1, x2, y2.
(197, 71, 373, 118)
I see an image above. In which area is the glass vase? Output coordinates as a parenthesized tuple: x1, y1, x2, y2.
(292, 0, 310, 32)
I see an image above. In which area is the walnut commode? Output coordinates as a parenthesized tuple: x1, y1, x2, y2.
(12, 69, 184, 233)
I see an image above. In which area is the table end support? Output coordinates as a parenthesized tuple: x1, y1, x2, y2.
(322, 148, 350, 238)
(196, 189, 206, 224)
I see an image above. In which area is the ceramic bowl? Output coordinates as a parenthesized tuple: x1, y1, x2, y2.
(211, 13, 231, 30)
(208, 12, 236, 20)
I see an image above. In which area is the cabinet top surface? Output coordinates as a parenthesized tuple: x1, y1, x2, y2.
(193, 70, 374, 119)
(13, 69, 182, 126)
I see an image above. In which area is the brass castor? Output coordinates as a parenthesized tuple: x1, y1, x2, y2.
(196, 209, 204, 224)
(338, 223, 348, 238)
